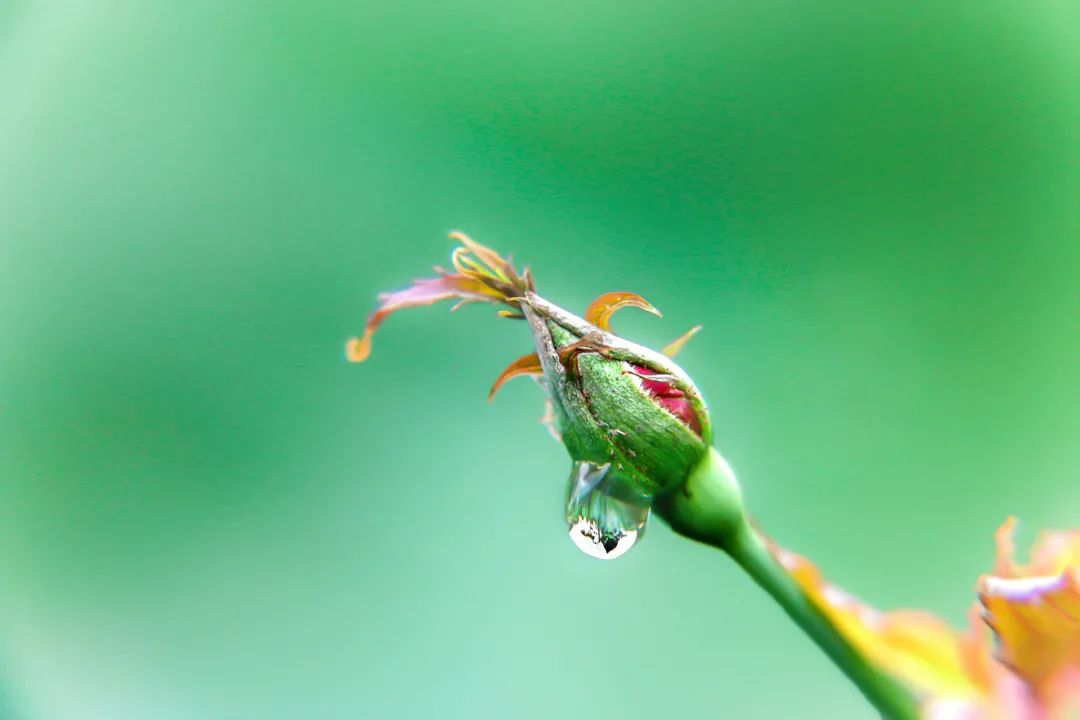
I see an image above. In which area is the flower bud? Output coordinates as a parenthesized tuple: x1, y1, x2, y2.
(513, 292, 712, 560)
(520, 292, 709, 497)
(349, 234, 713, 559)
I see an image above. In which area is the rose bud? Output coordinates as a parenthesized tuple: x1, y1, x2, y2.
(349, 233, 711, 559)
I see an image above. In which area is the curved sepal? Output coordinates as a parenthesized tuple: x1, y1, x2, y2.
(488, 352, 544, 401)
(662, 325, 703, 358)
(584, 291, 661, 331)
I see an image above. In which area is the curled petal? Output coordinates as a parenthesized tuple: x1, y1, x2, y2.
(347, 275, 502, 363)
(451, 246, 488, 277)
(979, 518, 1080, 701)
(488, 352, 544, 401)
(584, 291, 661, 331)
(662, 325, 703, 358)
(449, 231, 515, 284)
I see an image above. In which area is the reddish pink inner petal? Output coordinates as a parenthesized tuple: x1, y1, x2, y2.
(632, 365, 702, 436)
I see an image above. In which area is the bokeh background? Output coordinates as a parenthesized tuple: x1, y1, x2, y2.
(2, 1, 1078, 718)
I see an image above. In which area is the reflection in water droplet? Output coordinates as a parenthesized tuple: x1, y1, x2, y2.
(566, 462, 651, 560)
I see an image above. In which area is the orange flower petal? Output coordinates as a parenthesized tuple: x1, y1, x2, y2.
(979, 519, 1080, 702)
(584, 291, 661, 332)
(662, 325, 703, 358)
(980, 574, 1080, 688)
(488, 352, 544, 401)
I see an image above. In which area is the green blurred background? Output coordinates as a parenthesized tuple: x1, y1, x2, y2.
(1, 1, 1078, 717)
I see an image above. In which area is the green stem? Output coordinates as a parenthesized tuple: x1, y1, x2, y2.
(654, 448, 919, 720)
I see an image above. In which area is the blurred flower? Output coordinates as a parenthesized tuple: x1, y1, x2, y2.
(349, 233, 709, 558)
(772, 518, 1080, 718)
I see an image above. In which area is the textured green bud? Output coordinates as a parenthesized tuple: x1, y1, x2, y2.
(521, 292, 710, 497)
(519, 292, 711, 559)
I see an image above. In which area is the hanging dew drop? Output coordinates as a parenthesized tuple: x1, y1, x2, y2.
(565, 462, 651, 560)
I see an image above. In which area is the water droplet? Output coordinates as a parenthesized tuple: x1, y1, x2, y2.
(565, 462, 651, 560)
